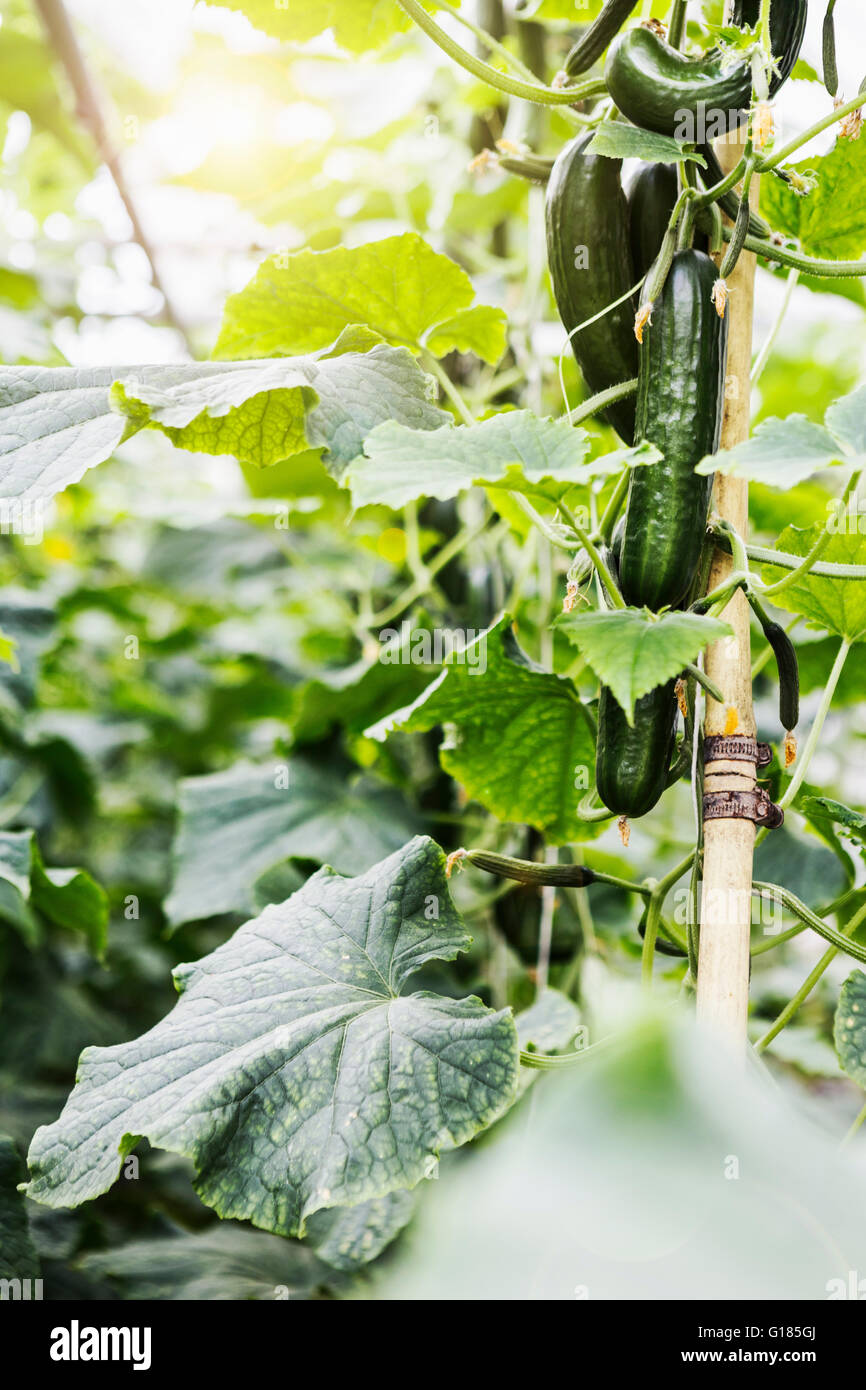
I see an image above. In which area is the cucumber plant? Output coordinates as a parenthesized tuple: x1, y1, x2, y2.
(4, 0, 866, 1299)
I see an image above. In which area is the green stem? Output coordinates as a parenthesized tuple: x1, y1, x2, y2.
(369, 517, 493, 626)
(598, 469, 630, 542)
(568, 377, 638, 428)
(511, 493, 580, 550)
(760, 89, 866, 172)
(751, 269, 799, 383)
(668, 0, 688, 49)
(754, 898, 866, 1054)
(432, 0, 544, 86)
(779, 637, 851, 809)
(423, 352, 476, 426)
(752, 880, 866, 964)
(683, 663, 725, 704)
(734, 228, 866, 279)
(762, 473, 862, 598)
(396, 0, 607, 105)
(741, 540, 866, 580)
(642, 852, 695, 984)
(562, 509, 626, 608)
(842, 1099, 866, 1146)
(694, 154, 748, 208)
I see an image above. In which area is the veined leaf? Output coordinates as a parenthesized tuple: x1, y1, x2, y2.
(761, 526, 866, 641)
(214, 233, 504, 363)
(26, 838, 519, 1235)
(366, 616, 599, 844)
(348, 410, 658, 509)
(835, 970, 866, 1087)
(0, 829, 107, 956)
(588, 124, 704, 165)
(210, 0, 412, 54)
(698, 416, 849, 487)
(165, 758, 420, 929)
(761, 135, 866, 261)
(0, 1137, 40, 1281)
(555, 608, 731, 724)
(0, 350, 446, 497)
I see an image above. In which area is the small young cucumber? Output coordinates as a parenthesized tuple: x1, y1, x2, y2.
(595, 681, 679, 819)
(564, 0, 638, 78)
(619, 250, 729, 612)
(545, 133, 638, 444)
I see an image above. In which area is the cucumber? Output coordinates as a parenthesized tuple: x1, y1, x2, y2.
(619, 250, 729, 611)
(732, 0, 808, 95)
(605, 4, 807, 138)
(627, 162, 679, 280)
(698, 142, 772, 240)
(596, 681, 679, 818)
(564, 0, 638, 78)
(545, 133, 638, 444)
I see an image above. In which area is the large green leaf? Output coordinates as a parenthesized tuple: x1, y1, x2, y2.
(347, 410, 658, 509)
(80, 1224, 341, 1300)
(165, 758, 420, 929)
(0, 349, 446, 497)
(703, 384, 866, 487)
(214, 234, 505, 363)
(366, 617, 598, 844)
(588, 124, 703, 165)
(0, 829, 107, 955)
(211, 0, 412, 54)
(761, 526, 866, 641)
(555, 608, 731, 724)
(834, 970, 866, 1087)
(0, 1136, 40, 1282)
(26, 838, 519, 1236)
(761, 136, 866, 260)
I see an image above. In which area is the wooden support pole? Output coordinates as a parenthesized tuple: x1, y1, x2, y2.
(696, 124, 759, 1049)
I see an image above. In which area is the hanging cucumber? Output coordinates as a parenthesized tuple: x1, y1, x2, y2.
(596, 681, 679, 819)
(619, 250, 729, 612)
(747, 593, 801, 733)
(698, 143, 771, 239)
(626, 162, 679, 280)
(563, 0, 638, 78)
(822, 2, 839, 97)
(545, 133, 638, 444)
(733, 0, 808, 95)
(605, 4, 807, 138)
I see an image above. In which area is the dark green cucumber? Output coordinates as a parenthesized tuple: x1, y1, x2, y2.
(605, 4, 807, 138)
(619, 250, 728, 611)
(627, 162, 679, 280)
(564, 0, 638, 78)
(545, 133, 638, 444)
(822, 1, 839, 97)
(733, 0, 808, 95)
(596, 680, 679, 819)
(748, 593, 801, 732)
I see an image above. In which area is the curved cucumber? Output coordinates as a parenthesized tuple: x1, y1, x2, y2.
(545, 133, 638, 443)
(627, 161, 679, 280)
(596, 681, 679, 819)
(605, 4, 806, 138)
(619, 250, 729, 611)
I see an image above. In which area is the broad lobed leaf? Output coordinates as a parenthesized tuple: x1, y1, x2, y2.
(26, 837, 520, 1236)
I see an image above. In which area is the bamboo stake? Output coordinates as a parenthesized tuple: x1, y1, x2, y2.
(696, 122, 759, 1049)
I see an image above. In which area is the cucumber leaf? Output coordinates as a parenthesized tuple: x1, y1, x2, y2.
(0, 349, 447, 497)
(366, 616, 599, 844)
(761, 526, 866, 641)
(761, 135, 866, 261)
(26, 837, 519, 1235)
(588, 124, 705, 166)
(347, 409, 658, 509)
(208, 0, 412, 54)
(0, 1137, 40, 1282)
(835, 970, 866, 1087)
(703, 384, 866, 488)
(215, 233, 506, 363)
(555, 608, 731, 724)
(165, 758, 420, 929)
